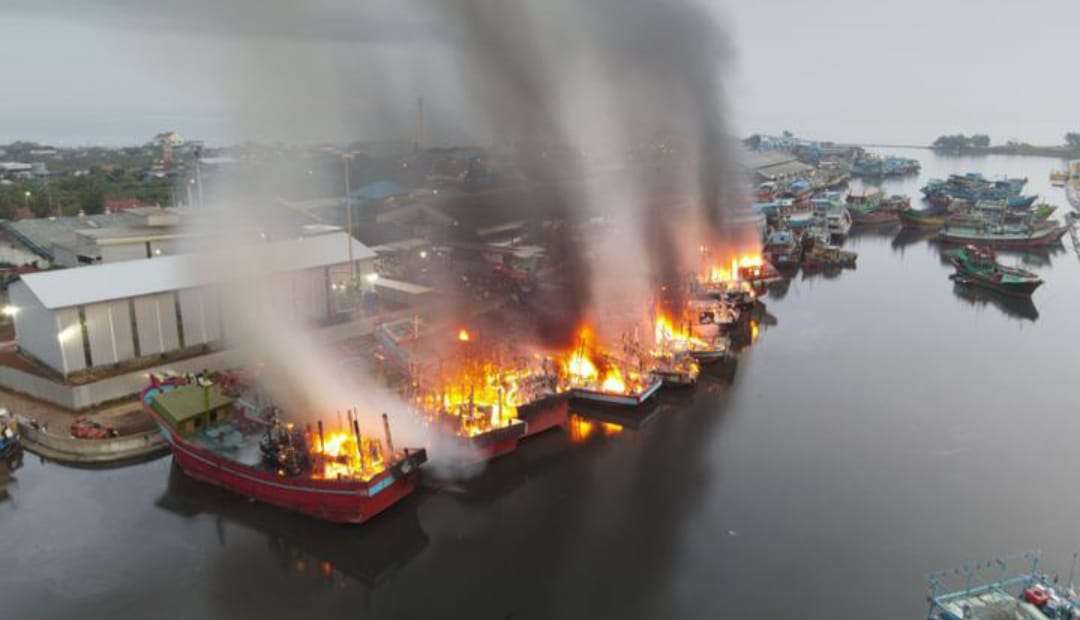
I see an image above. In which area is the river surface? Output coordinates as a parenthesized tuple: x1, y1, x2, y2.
(3, 150, 1080, 619)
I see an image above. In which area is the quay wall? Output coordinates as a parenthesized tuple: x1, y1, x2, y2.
(0, 350, 240, 411)
(17, 422, 167, 464)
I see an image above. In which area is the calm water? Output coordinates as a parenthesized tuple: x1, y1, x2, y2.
(3, 150, 1080, 619)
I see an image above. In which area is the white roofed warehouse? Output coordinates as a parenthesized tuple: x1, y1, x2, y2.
(3, 232, 376, 407)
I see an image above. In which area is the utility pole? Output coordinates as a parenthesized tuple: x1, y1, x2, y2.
(415, 96, 424, 153)
(343, 152, 355, 278)
(194, 145, 205, 208)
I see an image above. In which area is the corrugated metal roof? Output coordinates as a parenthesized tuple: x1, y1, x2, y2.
(740, 149, 800, 171)
(756, 161, 814, 179)
(18, 232, 376, 310)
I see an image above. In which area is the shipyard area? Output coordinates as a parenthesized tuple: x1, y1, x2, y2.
(6, 2, 1080, 620)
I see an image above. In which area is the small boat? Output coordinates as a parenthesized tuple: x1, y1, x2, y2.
(650, 352, 700, 387)
(898, 206, 949, 228)
(143, 378, 428, 524)
(848, 193, 903, 225)
(571, 378, 663, 407)
(784, 209, 816, 230)
(822, 204, 853, 238)
(801, 242, 857, 271)
(937, 221, 1068, 249)
(945, 245, 1043, 297)
(763, 229, 802, 267)
(928, 553, 1078, 620)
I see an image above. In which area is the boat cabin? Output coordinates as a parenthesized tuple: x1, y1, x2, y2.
(150, 385, 236, 437)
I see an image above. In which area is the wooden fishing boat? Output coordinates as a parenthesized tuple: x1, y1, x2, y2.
(143, 378, 427, 524)
(898, 206, 949, 228)
(945, 245, 1043, 297)
(936, 221, 1068, 249)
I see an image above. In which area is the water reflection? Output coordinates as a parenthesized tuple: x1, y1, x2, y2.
(156, 463, 430, 590)
(0, 450, 23, 504)
(951, 282, 1039, 322)
(891, 227, 938, 252)
(848, 222, 901, 240)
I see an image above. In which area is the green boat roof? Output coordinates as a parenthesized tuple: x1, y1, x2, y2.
(151, 384, 234, 428)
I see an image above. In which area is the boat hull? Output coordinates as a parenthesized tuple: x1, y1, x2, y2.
(937, 227, 1067, 249)
(517, 397, 569, 438)
(571, 379, 663, 408)
(898, 208, 947, 228)
(168, 437, 423, 524)
(143, 381, 426, 524)
(950, 274, 1043, 298)
(455, 421, 527, 462)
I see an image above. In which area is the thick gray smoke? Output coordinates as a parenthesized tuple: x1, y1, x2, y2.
(434, 0, 746, 321)
(77, 0, 745, 467)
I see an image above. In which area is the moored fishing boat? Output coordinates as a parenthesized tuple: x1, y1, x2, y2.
(928, 553, 1079, 620)
(945, 245, 1043, 297)
(899, 206, 950, 228)
(143, 377, 427, 524)
(848, 192, 905, 225)
(763, 229, 802, 267)
(936, 221, 1068, 249)
(801, 238, 857, 271)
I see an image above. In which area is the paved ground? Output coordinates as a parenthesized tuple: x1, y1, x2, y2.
(0, 387, 152, 436)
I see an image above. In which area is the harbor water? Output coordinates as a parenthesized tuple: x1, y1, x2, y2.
(3, 149, 1080, 619)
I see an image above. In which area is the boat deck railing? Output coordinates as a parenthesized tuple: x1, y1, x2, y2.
(928, 552, 1080, 617)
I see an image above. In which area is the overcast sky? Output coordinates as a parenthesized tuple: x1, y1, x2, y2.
(1, 0, 1077, 146)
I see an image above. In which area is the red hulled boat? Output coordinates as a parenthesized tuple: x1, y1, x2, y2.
(142, 378, 426, 524)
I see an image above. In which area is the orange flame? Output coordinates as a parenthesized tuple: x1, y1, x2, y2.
(707, 253, 764, 284)
(569, 414, 624, 443)
(600, 366, 626, 393)
(458, 329, 471, 342)
(309, 428, 386, 481)
(557, 325, 645, 396)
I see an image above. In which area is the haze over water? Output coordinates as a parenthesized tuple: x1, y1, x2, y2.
(2, 150, 1078, 618)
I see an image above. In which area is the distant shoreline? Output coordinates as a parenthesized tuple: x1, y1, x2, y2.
(848, 143, 1080, 160)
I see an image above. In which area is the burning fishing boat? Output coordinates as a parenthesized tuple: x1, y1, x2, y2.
(657, 305, 732, 363)
(142, 376, 427, 524)
(560, 327, 663, 407)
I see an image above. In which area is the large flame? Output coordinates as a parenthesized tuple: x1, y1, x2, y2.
(412, 339, 562, 438)
(309, 428, 386, 481)
(600, 366, 626, 393)
(558, 325, 649, 396)
(566, 350, 598, 382)
(708, 253, 764, 284)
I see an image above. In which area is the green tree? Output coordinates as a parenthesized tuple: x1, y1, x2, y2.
(1065, 132, 1080, 148)
(79, 178, 106, 214)
(971, 134, 990, 148)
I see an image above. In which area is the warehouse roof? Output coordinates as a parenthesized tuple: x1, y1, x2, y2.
(17, 231, 376, 310)
(755, 160, 814, 180)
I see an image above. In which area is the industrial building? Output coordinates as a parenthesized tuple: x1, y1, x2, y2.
(3, 204, 318, 267)
(7, 231, 376, 379)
